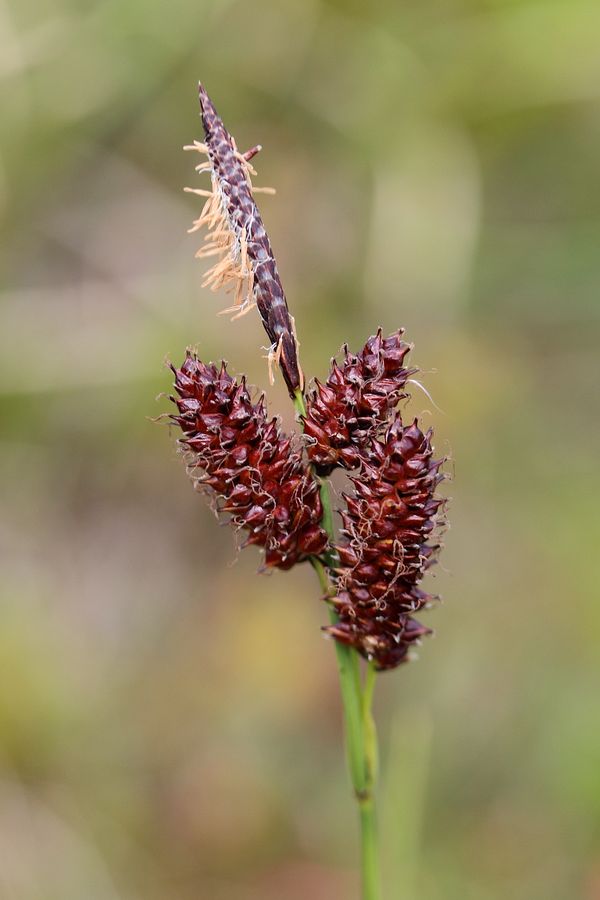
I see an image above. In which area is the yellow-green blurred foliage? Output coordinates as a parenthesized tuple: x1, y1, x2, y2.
(1, 1, 599, 898)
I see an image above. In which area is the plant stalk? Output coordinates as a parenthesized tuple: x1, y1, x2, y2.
(294, 389, 381, 900)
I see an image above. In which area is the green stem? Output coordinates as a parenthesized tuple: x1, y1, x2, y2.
(311, 557, 367, 795)
(292, 388, 307, 419)
(360, 663, 380, 900)
(296, 391, 381, 900)
(360, 794, 379, 900)
(362, 662, 378, 786)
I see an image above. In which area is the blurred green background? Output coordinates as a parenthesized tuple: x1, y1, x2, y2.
(1, 1, 599, 898)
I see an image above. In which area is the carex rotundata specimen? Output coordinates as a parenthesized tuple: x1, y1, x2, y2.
(163, 83, 448, 900)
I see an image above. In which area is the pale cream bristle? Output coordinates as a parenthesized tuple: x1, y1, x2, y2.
(266, 345, 277, 386)
(186, 140, 277, 322)
(184, 187, 213, 198)
(265, 335, 285, 386)
(183, 141, 209, 153)
(230, 301, 257, 320)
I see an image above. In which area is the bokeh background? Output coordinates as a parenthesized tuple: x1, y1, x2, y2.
(1, 0, 599, 897)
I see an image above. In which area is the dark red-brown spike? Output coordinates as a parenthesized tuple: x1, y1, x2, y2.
(303, 330, 417, 474)
(169, 352, 327, 568)
(324, 414, 446, 671)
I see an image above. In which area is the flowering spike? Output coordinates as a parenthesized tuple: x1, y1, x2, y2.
(324, 415, 446, 670)
(184, 84, 303, 396)
(303, 330, 417, 473)
(170, 352, 328, 569)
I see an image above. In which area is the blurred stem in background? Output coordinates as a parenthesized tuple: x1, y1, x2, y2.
(381, 710, 432, 899)
(295, 390, 381, 900)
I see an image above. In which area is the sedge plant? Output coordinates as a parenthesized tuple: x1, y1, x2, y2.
(163, 84, 447, 900)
